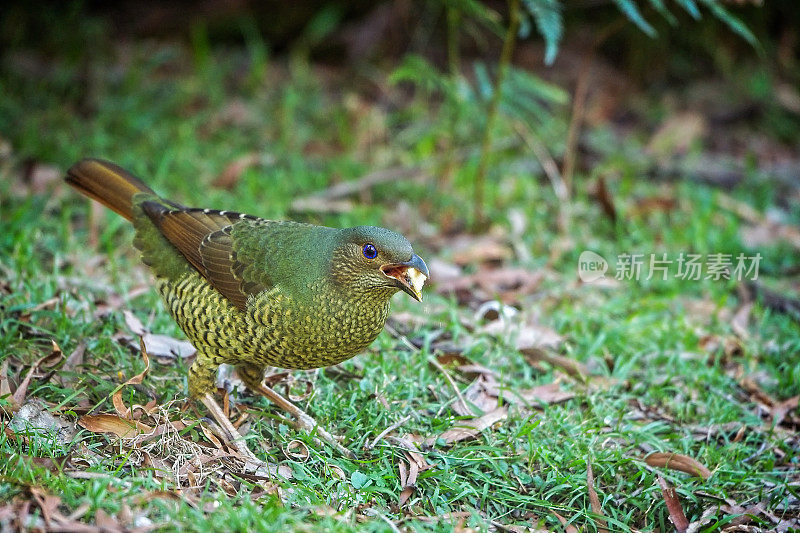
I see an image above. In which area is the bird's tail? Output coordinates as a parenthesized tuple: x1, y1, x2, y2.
(65, 158, 158, 221)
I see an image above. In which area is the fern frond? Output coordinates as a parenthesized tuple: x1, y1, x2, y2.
(522, 0, 563, 65)
(701, 0, 758, 48)
(613, 0, 656, 37)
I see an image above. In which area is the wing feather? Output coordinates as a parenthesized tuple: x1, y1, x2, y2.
(140, 202, 266, 310)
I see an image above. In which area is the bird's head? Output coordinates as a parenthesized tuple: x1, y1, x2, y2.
(330, 226, 429, 301)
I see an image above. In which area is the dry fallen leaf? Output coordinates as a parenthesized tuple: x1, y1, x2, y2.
(18, 453, 72, 472)
(141, 333, 196, 360)
(0, 359, 12, 404)
(112, 340, 151, 418)
(78, 414, 153, 438)
(456, 376, 499, 416)
(551, 511, 579, 533)
(521, 347, 588, 381)
(657, 475, 689, 533)
(389, 435, 430, 507)
(629, 195, 678, 217)
(496, 382, 575, 407)
(424, 406, 508, 447)
(586, 461, 608, 533)
(94, 508, 123, 531)
(29, 486, 62, 528)
(434, 353, 497, 381)
(13, 340, 64, 406)
(436, 268, 544, 305)
(592, 175, 617, 224)
(123, 310, 146, 336)
(645, 452, 712, 479)
(449, 233, 514, 266)
(212, 153, 261, 190)
(12, 161, 63, 197)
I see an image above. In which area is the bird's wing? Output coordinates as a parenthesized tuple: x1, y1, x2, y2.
(140, 202, 270, 310)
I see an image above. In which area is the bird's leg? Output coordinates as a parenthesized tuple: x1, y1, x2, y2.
(189, 350, 252, 456)
(237, 364, 355, 459)
(199, 392, 254, 458)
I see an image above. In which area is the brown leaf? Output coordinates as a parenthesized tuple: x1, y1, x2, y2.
(645, 452, 712, 479)
(450, 234, 513, 266)
(592, 175, 617, 223)
(212, 153, 261, 190)
(497, 382, 575, 407)
(771, 395, 799, 428)
(456, 376, 499, 416)
(29, 486, 61, 527)
(398, 486, 415, 507)
(16, 161, 63, 196)
(739, 377, 776, 408)
(122, 311, 195, 360)
(521, 347, 588, 381)
(141, 333, 196, 360)
(78, 414, 152, 438)
(424, 406, 508, 447)
(388, 433, 430, 506)
(629, 195, 678, 217)
(657, 475, 689, 533)
(435, 353, 497, 381)
(117, 504, 133, 528)
(551, 511, 579, 533)
(586, 461, 608, 533)
(13, 340, 64, 406)
(112, 340, 151, 418)
(94, 508, 123, 531)
(17, 453, 72, 472)
(436, 268, 544, 305)
(284, 439, 310, 461)
(63, 342, 85, 373)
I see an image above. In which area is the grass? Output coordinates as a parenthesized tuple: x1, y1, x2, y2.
(1, 13, 799, 532)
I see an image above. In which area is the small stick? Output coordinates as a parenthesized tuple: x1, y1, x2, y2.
(255, 383, 355, 459)
(384, 323, 475, 416)
(366, 415, 411, 451)
(201, 393, 255, 459)
(513, 122, 568, 202)
(200, 393, 286, 478)
(428, 356, 473, 416)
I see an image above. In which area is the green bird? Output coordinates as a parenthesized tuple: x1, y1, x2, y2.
(65, 158, 428, 453)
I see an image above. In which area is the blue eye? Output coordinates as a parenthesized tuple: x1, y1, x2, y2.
(362, 243, 378, 259)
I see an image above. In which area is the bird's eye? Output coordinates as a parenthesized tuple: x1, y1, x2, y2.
(362, 243, 378, 259)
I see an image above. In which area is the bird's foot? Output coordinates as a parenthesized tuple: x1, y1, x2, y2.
(254, 383, 355, 459)
(199, 393, 289, 478)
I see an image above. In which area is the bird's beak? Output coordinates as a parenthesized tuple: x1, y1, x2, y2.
(380, 253, 429, 301)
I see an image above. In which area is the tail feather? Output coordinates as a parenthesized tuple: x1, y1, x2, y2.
(65, 158, 158, 221)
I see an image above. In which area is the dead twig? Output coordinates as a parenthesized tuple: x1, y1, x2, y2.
(513, 122, 568, 202)
(254, 382, 355, 459)
(366, 415, 412, 451)
(428, 356, 474, 416)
